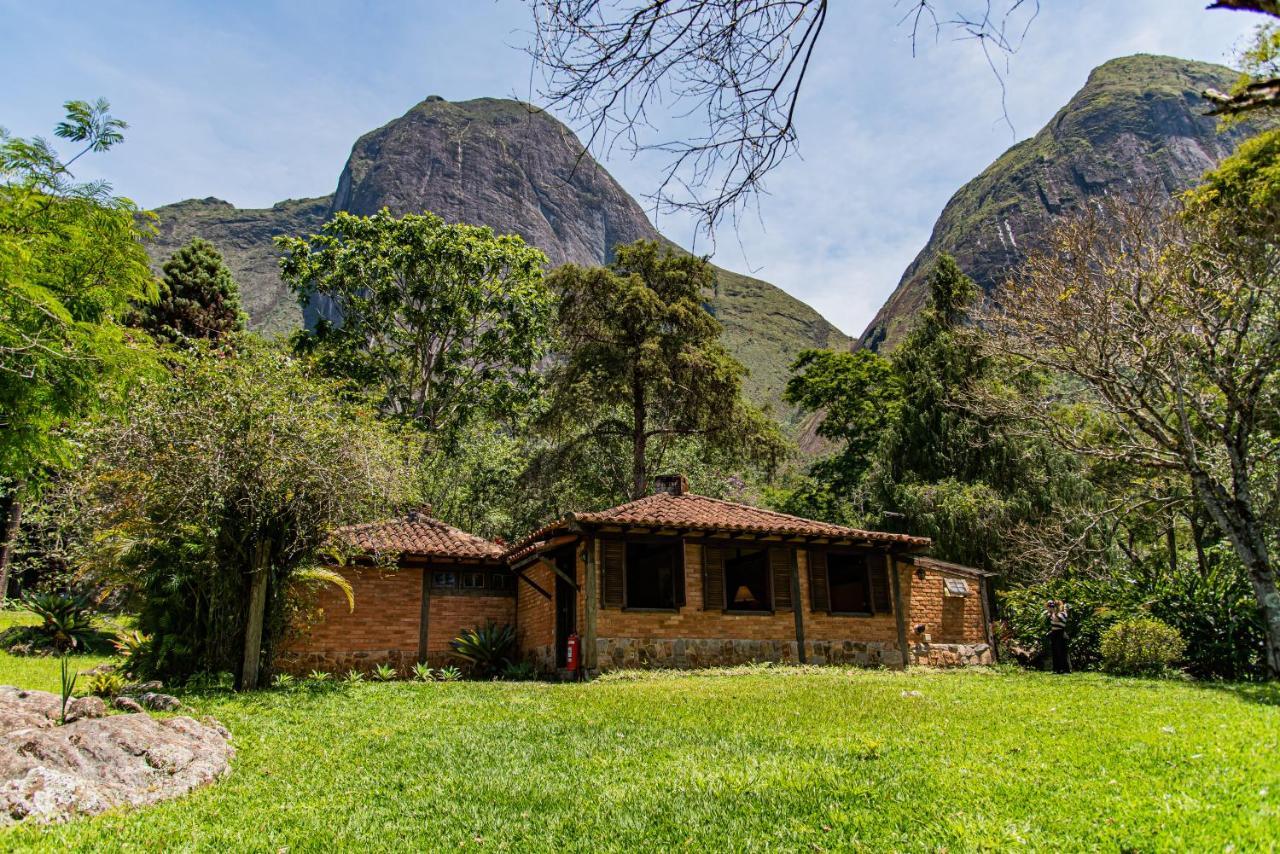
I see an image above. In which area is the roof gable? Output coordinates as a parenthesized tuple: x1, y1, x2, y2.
(505, 492, 929, 560)
(336, 517, 504, 561)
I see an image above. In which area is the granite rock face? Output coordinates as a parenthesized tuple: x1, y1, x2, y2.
(860, 55, 1270, 350)
(148, 97, 849, 417)
(0, 687, 233, 825)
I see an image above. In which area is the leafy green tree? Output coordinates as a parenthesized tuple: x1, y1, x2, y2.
(278, 210, 555, 446)
(135, 237, 245, 344)
(780, 348, 901, 521)
(75, 341, 410, 688)
(541, 240, 785, 500)
(0, 99, 157, 594)
(869, 255, 1084, 570)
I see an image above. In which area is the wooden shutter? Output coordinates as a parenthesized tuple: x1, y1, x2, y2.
(602, 540, 625, 608)
(808, 549, 830, 613)
(702, 546, 725, 610)
(870, 554, 893, 615)
(769, 548, 793, 611)
(673, 543, 687, 608)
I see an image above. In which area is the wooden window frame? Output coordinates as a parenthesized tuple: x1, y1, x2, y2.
(621, 538, 684, 612)
(813, 548, 892, 618)
(718, 545, 776, 616)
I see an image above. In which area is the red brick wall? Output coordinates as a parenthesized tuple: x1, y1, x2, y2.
(903, 565, 987, 645)
(287, 565, 422, 653)
(281, 563, 516, 674)
(515, 560, 555, 667)
(594, 543, 901, 644)
(425, 594, 516, 658)
(512, 538, 992, 671)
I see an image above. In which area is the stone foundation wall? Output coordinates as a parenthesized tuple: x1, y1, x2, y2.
(275, 648, 421, 677)
(594, 637, 903, 670)
(909, 642, 993, 667)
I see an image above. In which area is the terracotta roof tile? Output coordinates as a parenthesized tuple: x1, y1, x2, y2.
(504, 492, 930, 560)
(335, 516, 503, 561)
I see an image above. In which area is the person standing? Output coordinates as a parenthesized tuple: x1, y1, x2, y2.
(1046, 600, 1071, 674)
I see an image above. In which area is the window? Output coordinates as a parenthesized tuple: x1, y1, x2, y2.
(827, 553, 872, 615)
(724, 547, 770, 612)
(462, 571, 486, 590)
(431, 571, 457, 589)
(624, 541, 681, 609)
(489, 572, 512, 592)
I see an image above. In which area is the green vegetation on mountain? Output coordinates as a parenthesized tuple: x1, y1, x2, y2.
(861, 54, 1270, 349)
(148, 97, 849, 423)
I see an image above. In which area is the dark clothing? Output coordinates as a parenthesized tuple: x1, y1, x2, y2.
(1049, 627, 1071, 674)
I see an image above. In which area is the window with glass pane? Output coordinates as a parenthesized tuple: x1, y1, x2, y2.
(432, 571, 457, 589)
(827, 553, 871, 614)
(624, 541, 679, 609)
(723, 547, 770, 611)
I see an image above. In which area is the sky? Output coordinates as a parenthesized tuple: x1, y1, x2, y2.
(1, 1, 1258, 337)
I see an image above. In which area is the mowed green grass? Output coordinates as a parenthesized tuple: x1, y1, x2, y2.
(0, 652, 1276, 852)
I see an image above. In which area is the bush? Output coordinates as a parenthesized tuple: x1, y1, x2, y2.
(0, 591, 113, 654)
(450, 622, 516, 679)
(1100, 617, 1186, 676)
(997, 580, 1134, 670)
(85, 669, 127, 699)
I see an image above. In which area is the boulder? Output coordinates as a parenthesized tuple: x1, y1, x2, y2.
(138, 692, 182, 712)
(0, 687, 233, 825)
(113, 697, 144, 714)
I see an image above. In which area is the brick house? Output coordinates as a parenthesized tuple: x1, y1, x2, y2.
(505, 476, 995, 674)
(283, 477, 995, 676)
(278, 511, 515, 675)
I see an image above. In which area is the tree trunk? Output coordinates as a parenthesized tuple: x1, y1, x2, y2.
(1241, 554, 1280, 678)
(0, 485, 24, 602)
(240, 540, 272, 691)
(631, 375, 647, 500)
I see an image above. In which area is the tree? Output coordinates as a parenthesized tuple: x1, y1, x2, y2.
(782, 254, 1085, 571)
(278, 210, 555, 447)
(135, 237, 245, 344)
(984, 180, 1280, 676)
(76, 341, 410, 688)
(541, 240, 784, 500)
(1204, 2, 1280, 116)
(0, 99, 157, 596)
(526, 1, 1038, 232)
(779, 348, 901, 521)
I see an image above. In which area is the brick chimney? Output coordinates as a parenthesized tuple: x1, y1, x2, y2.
(406, 505, 432, 522)
(652, 474, 688, 496)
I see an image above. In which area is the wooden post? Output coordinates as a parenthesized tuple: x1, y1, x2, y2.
(583, 538, 598, 672)
(889, 554, 910, 670)
(0, 486, 23, 601)
(979, 574, 998, 663)
(418, 564, 432, 665)
(791, 549, 806, 664)
(240, 540, 271, 691)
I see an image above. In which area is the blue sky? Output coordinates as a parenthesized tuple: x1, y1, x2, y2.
(2, 1, 1257, 336)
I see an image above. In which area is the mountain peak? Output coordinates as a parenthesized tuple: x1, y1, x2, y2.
(860, 54, 1263, 350)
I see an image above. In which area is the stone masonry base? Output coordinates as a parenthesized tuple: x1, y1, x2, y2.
(583, 637, 993, 673)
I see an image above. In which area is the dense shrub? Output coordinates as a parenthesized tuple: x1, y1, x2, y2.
(1100, 617, 1186, 676)
(450, 622, 516, 679)
(997, 580, 1135, 670)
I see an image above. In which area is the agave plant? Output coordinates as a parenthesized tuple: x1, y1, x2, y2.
(272, 672, 297, 690)
(111, 629, 152, 677)
(436, 665, 462, 682)
(411, 662, 435, 682)
(343, 668, 365, 685)
(22, 591, 100, 652)
(450, 622, 516, 679)
(372, 663, 397, 682)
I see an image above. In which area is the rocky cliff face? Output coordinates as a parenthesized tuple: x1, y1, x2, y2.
(860, 55, 1265, 350)
(149, 96, 848, 417)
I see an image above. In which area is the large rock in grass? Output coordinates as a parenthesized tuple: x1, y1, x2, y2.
(0, 686, 233, 825)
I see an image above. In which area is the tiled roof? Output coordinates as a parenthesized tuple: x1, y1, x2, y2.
(335, 516, 504, 561)
(504, 492, 930, 560)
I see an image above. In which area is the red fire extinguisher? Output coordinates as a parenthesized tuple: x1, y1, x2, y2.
(566, 633, 580, 672)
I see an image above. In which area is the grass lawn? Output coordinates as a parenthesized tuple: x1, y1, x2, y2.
(0, 652, 1275, 851)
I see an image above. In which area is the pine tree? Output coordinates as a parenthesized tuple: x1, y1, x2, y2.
(139, 238, 245, 344)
